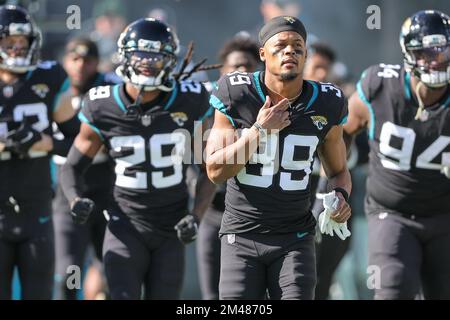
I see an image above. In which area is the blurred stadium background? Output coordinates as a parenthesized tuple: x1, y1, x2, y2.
(4, 0, 449, 299)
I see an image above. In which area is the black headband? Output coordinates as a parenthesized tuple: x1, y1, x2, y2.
(259, 16, 307, 46)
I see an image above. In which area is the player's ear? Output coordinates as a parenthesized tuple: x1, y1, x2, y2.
(259, 47, 265, 62)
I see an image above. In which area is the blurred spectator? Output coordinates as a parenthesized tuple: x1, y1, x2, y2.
(148, 6, 208, 82)
(304, 41, 336, 82)
(89, 0, 127, 72)
(260, 0, 301, 22)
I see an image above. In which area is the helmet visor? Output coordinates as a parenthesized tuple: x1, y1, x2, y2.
(410, 45, 450, 71)
(129, 51, 174, 77)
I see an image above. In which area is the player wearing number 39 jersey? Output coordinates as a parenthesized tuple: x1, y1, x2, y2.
(206, 16, 351, 300)
(60, 18, 215, 300)
(345, 11, 450, 299)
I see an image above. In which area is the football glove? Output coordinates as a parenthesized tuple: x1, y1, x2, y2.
(317, 191, 351, 241)
(70, 197, 95, 224)
(4, 120, 42, 156)
(174, 214, 199, 244)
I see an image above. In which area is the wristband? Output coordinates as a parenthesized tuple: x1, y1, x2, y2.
(333, 187, 349, 203)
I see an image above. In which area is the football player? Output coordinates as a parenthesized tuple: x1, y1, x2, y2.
(206, 16, 352, 300)
(344, 10, 450, 299)
(0, 5, 79, 299)
(197, 35, 260, 300)
(52, 37, 119, 300)
(60, 18, 215, 300)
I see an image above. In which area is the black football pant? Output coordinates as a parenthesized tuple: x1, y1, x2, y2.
(53, 182, 107, 300)
(196, 207, 222, 300)
(0, 198, 54, 300)
(219, 232, 316, 300)
(366, 197, 450, 299)
(102, 210, 185, 300)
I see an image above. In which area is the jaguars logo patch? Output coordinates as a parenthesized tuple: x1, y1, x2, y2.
(32, 84, 50, 99)
(170, 112, 188, 127)
(311, 116, 328, 130)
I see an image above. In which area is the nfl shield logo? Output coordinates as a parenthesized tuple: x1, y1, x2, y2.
(141, 114, 152, 126)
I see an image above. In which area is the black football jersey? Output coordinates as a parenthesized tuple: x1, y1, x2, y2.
(0, 61, 68, 202)
(358, 63, 450, 216)
(79, 80, 212, 233)
(211, 71, 348, 234)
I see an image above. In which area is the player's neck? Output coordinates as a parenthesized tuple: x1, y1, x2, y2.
(410, 76, 448, 107)
(125, 83, 161, 104)
(264, 71, 303, 104)
(0, 69, 19, 85)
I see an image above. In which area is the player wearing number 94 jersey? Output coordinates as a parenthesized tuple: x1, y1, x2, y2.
(60, 18, 215, 300)
(206, 16, 351, 300)
(344, 10, 450, 299)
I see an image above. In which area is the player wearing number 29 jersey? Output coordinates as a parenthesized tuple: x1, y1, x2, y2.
(345, 11, 450, 299)
(80, 80, 211, 232)
(61, 18, 215, 300)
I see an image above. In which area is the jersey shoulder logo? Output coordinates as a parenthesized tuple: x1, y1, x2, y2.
(170, 112, 188, 127)
(311, 115, 328, 130)
(31, 83, 50, 99)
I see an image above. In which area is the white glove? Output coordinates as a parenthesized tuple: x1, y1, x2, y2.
(317, 191, 351, 241)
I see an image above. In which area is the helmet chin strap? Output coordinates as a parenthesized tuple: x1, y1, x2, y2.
(414, 81, 426, 120)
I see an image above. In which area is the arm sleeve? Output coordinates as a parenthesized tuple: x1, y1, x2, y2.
(60, 146, 94, 204)
(52, 115, 81, 156)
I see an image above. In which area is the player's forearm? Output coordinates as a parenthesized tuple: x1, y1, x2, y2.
(192, 168, 218, 220)
(30, 133, 53, 152)
(60, 146, 93, 203)
(206, 126, 260, 183)
(326, 168, 352, 198)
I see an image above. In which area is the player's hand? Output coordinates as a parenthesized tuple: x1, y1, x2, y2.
(4, 121, 42, 156)
(256, 96, 291, 131)
(317, 191, 351, 241)
(29, 133, 53, 152)
(330, 192, 352, 223)
(70, 197, 95, 224)
(174, 214, 199, 244)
